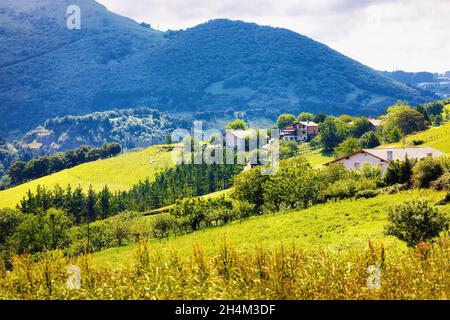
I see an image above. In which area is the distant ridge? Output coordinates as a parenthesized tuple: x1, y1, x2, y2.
(0, 0, 435, 136)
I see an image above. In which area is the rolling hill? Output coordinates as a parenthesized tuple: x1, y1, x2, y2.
(3, 117, 450, 209)
(384, 120, 450, 153)
(93, 189, 449, 267)
(0, 145, 174, 208)
(0, 0, 435, 137)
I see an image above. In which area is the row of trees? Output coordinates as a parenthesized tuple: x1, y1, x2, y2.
(7, 143, 122, 185)
(17, 161, 243, 223)
(231, 155, 450, 214)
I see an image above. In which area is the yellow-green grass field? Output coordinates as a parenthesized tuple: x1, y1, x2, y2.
(93, 189, 449, 268)
(300, 149, 333, 167)
(382, 120, 450, 154)
(0, 145, 175, 208)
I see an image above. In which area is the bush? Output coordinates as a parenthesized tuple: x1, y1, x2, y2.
(322, 180, 356, 201)
(385, 199, 449, 247)
(355, 189, 379, 200)
(380, 183, 408, 195)
(413, 157, 444, 188)
(411, 139, 424, 146)
(384, 158, 415, 187)
(436, 192, 450, 206)
(431, 172, 450, 191)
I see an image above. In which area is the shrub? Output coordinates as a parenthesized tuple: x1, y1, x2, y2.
(232, 201, 256, 221)
(322, 180, 356, 201)
(355, 189, 379, 200)
(412, 157, 443, 188)
(431, 172, 450, 191)
(380, 183, 408, 195)
(384, 158, 415, 187)
(385, 199, 449, 247)
(436, 192, 450, 206)
(411, 139, 424, 146)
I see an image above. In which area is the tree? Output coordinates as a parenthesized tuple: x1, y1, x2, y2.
(335, 138, 361, 157)
(279, 141, 299, 160)
(319, 117, 346, 151)
(413, 157, 444, 188)
(231, 168, 268, 213)
(152, 214, 175, 239)
(384, 158, 415, 186)
(45, 208, 73, 250)
(350, 118, 371, 138)
(13, 209, 72, 254)
(111, 219, 130, 246)
(86, 185, 97, 222)
(0, 208, 23, 268)
(85, 185, 97, 252)
(263, 157, 317, 210)
(385, 199, 449, 247)
(98, 185, 111, 219)
(102, 142, 122, 158)
(7, 161, 26, 185)
(313, 113, 327, 123)
(170, 198, 206, 231)
(298, 112, 314, 122)
(360, 131, 380, 148)
(384, 103, 428, 136)
(276, 114, 296, 129)
(226, 119, 248, 130)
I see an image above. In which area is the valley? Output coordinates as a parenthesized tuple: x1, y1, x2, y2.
(0, 0, 449, 302)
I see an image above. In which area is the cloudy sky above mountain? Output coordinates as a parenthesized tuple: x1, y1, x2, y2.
(97, 0, 450, 73)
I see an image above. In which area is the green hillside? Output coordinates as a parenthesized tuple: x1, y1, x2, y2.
(0, 145, 174, 208)
(93, 189, 449, 268)
(383, 120, 450, 153)
(1, 1, 434, 136)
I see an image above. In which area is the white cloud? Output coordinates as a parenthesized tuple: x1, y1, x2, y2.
(97, 0, 450, 72)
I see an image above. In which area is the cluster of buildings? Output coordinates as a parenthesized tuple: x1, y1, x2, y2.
(223, 117, 446, 172)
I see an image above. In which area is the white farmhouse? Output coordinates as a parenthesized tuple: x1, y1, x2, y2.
(325, 147, 446, 172)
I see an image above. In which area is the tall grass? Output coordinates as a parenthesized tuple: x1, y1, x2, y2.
(1, 236, 449, 300)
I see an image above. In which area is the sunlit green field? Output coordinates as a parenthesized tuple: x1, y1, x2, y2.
(380, 116, 450, 153)
(300, 149, 333, 167)
(0, 145, 174, 208)
(93, 189, 449, 268)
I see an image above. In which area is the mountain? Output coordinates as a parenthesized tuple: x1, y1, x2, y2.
(381, 70, 450, 98)
(0, 0, 435, 137)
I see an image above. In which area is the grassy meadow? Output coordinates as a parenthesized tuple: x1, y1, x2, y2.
(384, 120, 450, 153)
(93, 190, 449, 268)
(0, 145, 174, 208)
(1, 233, 449, 299)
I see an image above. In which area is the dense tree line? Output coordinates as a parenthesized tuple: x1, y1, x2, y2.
(7, 143, 122, 186)
(232, 155, 450, 214)
(17, 161, 243, 223)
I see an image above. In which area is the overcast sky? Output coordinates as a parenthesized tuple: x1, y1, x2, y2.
(97, 0, 450, 73)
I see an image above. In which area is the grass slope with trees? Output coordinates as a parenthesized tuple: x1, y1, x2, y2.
(0, 145, 174, 208)
(1, 101, 450, 299)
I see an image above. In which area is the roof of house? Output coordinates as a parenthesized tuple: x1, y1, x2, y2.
(281, 121, 318, 132)
(226, 129, 256, 139)
(325, 147, 446, 165)
(368, 118, 384, 127)
(299, 121, 319, 127)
